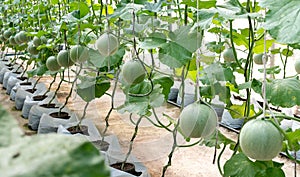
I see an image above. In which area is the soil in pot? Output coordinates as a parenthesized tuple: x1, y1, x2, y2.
(110, 162, 142, 176)
(91, 140, 110, 151)
(5, 64, 13, 67)
(12, 71, 22, 75)
(7, 67, 13, 70)
(26, 88, 37, 93)
(20, 82, 32, 86)
(67, 125, 89, 135)
(49, 111, 70, 119)
(33, 95, 47, 101)
(40, 103, 57, 109)
(17, 76, 28, 81)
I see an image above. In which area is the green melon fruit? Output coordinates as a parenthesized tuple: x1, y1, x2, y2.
(121, 60, 146, 85)
(253, 53, 268, 65)
(96, 33, 119, 57)
(9, 36, 17, 46)
(179, 103, 218, 138)
(46, 56, 61, 71)
(40, 36, 48, 44)
(3, 30, 12, 39)
(57, 50, 74, 67)
(239, 119, 283, 161)
(0, 35, 7, 42)
(27, 43, 39, 55)
(295, 59, 300, 74)
(16, 31, 28, 43)
(223, 48, 235, 62)
(32, 36, 42, 47)
(14, 33, 23, 45)
(70, 45, 89, 63)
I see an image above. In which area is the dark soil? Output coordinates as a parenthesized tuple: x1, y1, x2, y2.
(20, 82, 32, 86)
(17, 76, 28, 81)
(25, 88, 37, 93)
(111, 162, 142, 176)
(67, 125, 89, 135)
(40, 103, 57, 108)
(49, 112, 70, 119)
(91, 140, 110, 151)
(33, 95, 47, 101)
(12, 71, 21, 74)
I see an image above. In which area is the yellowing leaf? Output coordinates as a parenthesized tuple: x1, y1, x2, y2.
(229, 103, 256, 119)
(102, 5, 114, 15)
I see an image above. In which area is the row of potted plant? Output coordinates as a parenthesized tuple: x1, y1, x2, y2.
(0, 0, 300, 176)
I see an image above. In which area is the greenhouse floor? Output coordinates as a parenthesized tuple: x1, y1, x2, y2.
(1, 75, 299, 177)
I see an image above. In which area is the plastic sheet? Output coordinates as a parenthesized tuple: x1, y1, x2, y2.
(6, 75, 24, 94)
(0, 67, 9, 84)
(22, 92, 56, 119)
(10, 78, 36, 101)
(221, 109, 244, 129)
(57, 119, 150, 177)
(2, 65, 23, 89)
(15, 83, 47, 110)
(28, 102, 68, 131)
(38, 111, 76, 134)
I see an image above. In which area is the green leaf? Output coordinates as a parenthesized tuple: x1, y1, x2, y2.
(257, 66, 281, 75)
(200, 82, 231, 104)
(139, 36, 166, 49)
(181, 0, 217, 9)
(27, 63, 48, 77)
(260, 0, 300, 44)
(144, 1, 163, 12)
(77, 76, 110, 102)
(69, 2, 90, 19)
(282, 48, 293, 57)
(169, 25, 202, 53)
(50, 0, 58, 5)
(255, 167, 285, 177)
(229, 103, 256, 118)
(89, 48, 124, 70)
(200, 63, 235, 84)
(193, 9, 216, 29)
(224, 153, 261, 177)
(152, 72, 174, 100)
(118, 83, 165, 116)
(238, 81, 252, 90)
(0, 134, 110, 177)
(286, 129, 300, 151)
(254, 78, 300, 107)
(253, 39, 275, 54)
(213, 0, 261, 20)
(159, 41, 192, 68)
(0, 106, 23, 148)
(200, 131, 236, 148)
(205, 41, 225, 54)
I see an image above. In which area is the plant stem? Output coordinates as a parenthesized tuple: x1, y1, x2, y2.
(283, 46, 291, 79)
(121, 115, 143, 170)
(32, 76, 42, 90)
(217, 144, 227, 176)
(229, 20, 242, 68)
(78, 101, 89, 125)
(59, 65, 82, 113)
(48, 71, 64, 105)
(43, 73, 57, 96)
(162, 65, 186, 176)
(152, 108, 172, 132)
(20, 61, 29, 78)
(101, 69, 120, 139)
